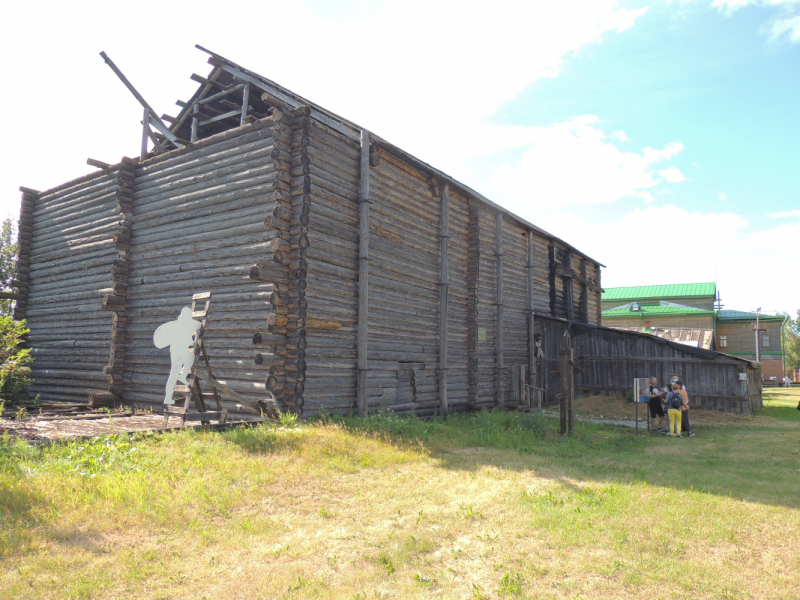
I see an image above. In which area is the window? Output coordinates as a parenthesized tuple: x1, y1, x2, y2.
(762, 335, 771, 348)
(719, 336, 728, 348)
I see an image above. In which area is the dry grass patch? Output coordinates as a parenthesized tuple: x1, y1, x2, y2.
(1, 410, 800, 599)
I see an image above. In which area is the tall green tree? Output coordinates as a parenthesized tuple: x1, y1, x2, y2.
(0, 218, 17, 317)
(781, 310, 800, 372)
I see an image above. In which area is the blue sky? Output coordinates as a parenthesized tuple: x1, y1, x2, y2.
(1, 0, 798, 313)
(492, 1, 799, 229)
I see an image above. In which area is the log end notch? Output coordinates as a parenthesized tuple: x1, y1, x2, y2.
(257, 107, 313, 416)
(95, 156, 137, 407)
(13, 188, 36, 322)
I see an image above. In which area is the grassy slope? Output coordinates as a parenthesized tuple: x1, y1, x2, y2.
(0, 389, 798, 600)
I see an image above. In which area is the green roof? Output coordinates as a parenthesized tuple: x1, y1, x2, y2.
(717, 310, 786, 321)
(602, 283, 716, 302)
(603, 305, 715, 317)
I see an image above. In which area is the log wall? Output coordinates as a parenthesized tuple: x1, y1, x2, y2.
(120, 118, 279, 412)
(24, 172, 120, 402)
(298, 119, 360, 415)
(535, 315, 762, 414)
(38, 105, 762, 417)
(284, 119, 608, 417)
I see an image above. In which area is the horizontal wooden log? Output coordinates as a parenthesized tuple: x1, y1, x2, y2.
(249, 265, 288, 283)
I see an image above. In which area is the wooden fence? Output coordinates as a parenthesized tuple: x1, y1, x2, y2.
(534, 315, 762, 414)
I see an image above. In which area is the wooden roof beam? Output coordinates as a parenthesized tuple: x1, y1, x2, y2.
(190, 73, 229, 91)
(99, 51, 183, 148)
(87, 158, 113, 171)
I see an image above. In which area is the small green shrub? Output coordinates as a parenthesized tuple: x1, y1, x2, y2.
(278, 410, 299, 428)
(624, 389, 634, 403)
(0, 317, 32, 403)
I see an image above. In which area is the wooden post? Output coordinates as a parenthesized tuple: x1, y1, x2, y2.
(240, 84, 250, 127)
(356, 129, 371, 417)
(495, 212, 504, 406)
(141, 107, 150, 161)
(567, 334, 575, 434)
(565, 249, 575, 322)
(558, 330, 574, 435)
(191, 103, 199, 142)
(580, 257, 589, 323)
(438, 183, 450, 416)
(548, 243, 556, 317)
(527, 231, 536, 407)
(466, 200, 480, 409)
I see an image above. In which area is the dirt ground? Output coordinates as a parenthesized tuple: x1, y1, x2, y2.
(0, 404, 258, 442)
(571, 391, 796, 428)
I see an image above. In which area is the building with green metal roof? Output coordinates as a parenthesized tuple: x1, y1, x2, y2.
(601, 284, 789, 379)
(601, 282, 717, 311)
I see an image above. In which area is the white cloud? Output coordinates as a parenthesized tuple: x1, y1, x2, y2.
(612, 130, 629, 141)
(770, 14, 800, 41)
(0, 0, 652, 217)
(718, 192, 728, 201)
(711, 0, 800, 43)
(535, 203, 799, 313)
(489, 118, 684, 206)
(768, 209, 800, 218)
(659, 166, 686, 183)
(643, 142, 685, 164)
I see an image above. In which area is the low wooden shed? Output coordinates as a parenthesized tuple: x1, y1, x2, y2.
(13, 47, 758, 417)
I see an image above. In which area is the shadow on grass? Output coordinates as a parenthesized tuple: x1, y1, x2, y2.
(320, 409, 800, 510)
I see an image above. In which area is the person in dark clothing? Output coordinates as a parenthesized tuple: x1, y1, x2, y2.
(648, 376, 666, 433)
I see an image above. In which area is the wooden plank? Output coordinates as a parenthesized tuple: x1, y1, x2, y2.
(199, 109, 242, 127)
(190, 369, 271, 413)
(356, 129, 371, 417)
(527, 230, 536, 406)
(438, 183, 450, 416)
(191, 73, 228, 91)
(141, 107, 150, 161)
(197, 83, 246, 106)
(565, 249, 574, 322)
(495, 212, 504, 406)
(240, 84, 250, 127)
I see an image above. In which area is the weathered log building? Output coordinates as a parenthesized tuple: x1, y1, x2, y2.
(13, 47, 761, 417)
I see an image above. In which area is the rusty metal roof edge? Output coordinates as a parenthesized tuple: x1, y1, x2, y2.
(193, 45, 606, 268)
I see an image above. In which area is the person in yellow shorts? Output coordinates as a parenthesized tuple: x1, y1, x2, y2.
(676, 379, 694, 437)
(666, 383, 684, 438)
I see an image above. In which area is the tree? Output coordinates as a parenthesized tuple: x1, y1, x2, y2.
(781, 310, 800, 372)
(0, 218, 17, 317)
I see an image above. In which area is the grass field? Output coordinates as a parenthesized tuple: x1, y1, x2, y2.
(1, 388, 799, 599)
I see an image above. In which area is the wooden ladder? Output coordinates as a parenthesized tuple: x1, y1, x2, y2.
(162, 292, 228, 428)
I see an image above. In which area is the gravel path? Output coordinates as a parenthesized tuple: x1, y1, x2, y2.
(541, 410, 650, 430)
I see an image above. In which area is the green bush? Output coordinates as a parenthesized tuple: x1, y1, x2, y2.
(624, 389, 634, 403)
(0, 317, 32, 403)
